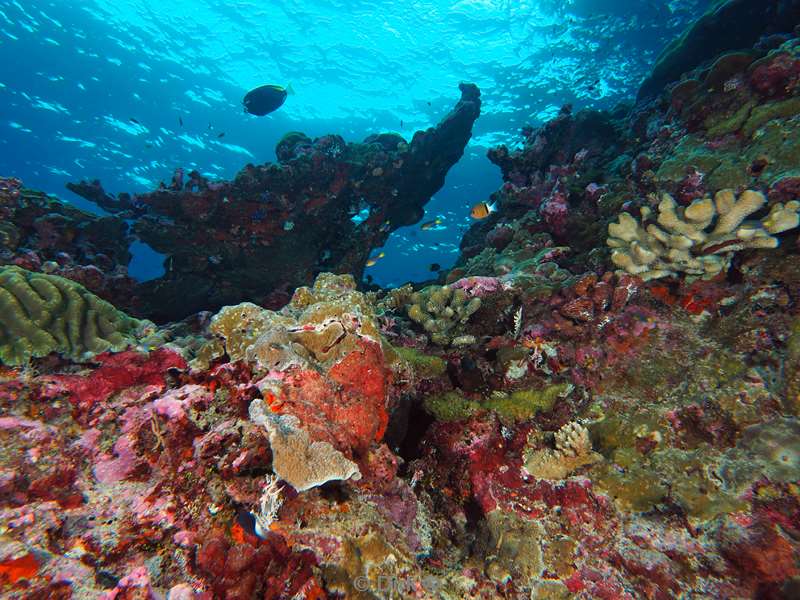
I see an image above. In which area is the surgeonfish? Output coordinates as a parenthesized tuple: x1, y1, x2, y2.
(243, 83, 294, 116)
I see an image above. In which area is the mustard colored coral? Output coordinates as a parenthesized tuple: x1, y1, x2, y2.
(607, 189, 800, 280)
(523, 421, 601, 480)
(210, 272, 380, 371)
(0, 266, 144, 365)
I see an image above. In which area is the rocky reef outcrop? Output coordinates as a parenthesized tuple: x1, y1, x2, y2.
(67, 83, 481, 322)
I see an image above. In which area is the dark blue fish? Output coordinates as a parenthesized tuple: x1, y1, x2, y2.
(243, 83, 294, 116)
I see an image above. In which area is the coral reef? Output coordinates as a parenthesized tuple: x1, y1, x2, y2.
(0, 266, 146, 365)
(67, 83, 481, 321)
(405, 283, 481, 346)
(3, 13, 800, 600)
(0, 176, 136, 308)
(636, 0, 800, 102)
(608, 189, 800, 280)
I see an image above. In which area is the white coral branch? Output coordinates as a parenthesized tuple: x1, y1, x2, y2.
(253, 473, 283, 538)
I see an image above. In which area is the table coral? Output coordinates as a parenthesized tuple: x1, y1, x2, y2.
(0, 266, 146, 365)
(607, 189, 800, 280)
(249, 399, 361, 492)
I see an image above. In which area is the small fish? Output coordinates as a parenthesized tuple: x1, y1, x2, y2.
(129, 117, 141, 124)
(429, 263, 441, 272)
(470, 201, 497, 220)
(365, 251, 385, 267)
(243, 83, 294, 116)
(217, 132, 225, 138)
(400, 119, 403, 128)
(420, 218, 442, 231)
(178, 116, 183, 127)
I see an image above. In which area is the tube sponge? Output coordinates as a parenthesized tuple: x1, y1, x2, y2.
(0, 266, 144, 365)
(607, 190, 800, 281)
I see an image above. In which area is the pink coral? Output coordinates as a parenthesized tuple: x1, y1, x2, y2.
(450, 276, 508, 297)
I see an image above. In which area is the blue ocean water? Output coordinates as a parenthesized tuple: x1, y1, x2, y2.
(0, 0, 708, 287)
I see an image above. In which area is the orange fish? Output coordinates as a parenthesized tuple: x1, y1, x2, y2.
(365, 252, 385, 267)
(470, 201, 497, 219)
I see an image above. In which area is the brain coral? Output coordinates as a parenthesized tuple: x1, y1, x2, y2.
(0, 266, 145, 365)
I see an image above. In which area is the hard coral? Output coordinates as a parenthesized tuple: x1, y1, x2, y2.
(0, 266, 147, 365)
(405, 284, 481, 346)
(523, 421, 601, 480)
(608, 189, 800, 280)
(249, 398, 361, 492)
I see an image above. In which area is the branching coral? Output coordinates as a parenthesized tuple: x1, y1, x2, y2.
(252, 473, 284, 537)
(0, 266, 145, 365)
(249, 398, 361, 492)
(405, 285, 481, 346)
(607, 190, 800, 281)
(523, 421, 601, 480)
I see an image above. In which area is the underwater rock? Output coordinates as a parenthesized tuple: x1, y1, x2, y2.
(636, 0, 800, 102)
(67, 84, 481, 322)
(1, 177, 136, 308)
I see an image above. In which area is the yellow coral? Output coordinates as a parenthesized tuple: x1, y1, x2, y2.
(523, 421, 601, 480)
(608, 190, 800, 280)
(211, 272, 381, 371)
(403, 284, 481, 346)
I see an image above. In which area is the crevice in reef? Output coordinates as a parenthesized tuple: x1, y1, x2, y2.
(396, 399, 436, 476)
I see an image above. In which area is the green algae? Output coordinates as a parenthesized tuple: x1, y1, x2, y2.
(591, 445, 745, 520)
(786, 317, 800, 415)
(423, 390, 481, 422)
(393, 345, 447, 379)
(483, 383, 571, 421)
(705, 99, 756, 138)
(742, 97, 800, 138)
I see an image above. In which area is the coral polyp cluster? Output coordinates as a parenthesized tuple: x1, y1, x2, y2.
(405, 284, 481, 346)
(608, 189, 800, 280)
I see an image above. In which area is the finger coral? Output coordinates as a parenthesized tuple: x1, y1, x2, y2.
(0, 265, 145, 365)
(607, 189, 800, 280)
(523, 421, 601, 480)
(405, 284, 481, 346)
(249, 398, 361, 492)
